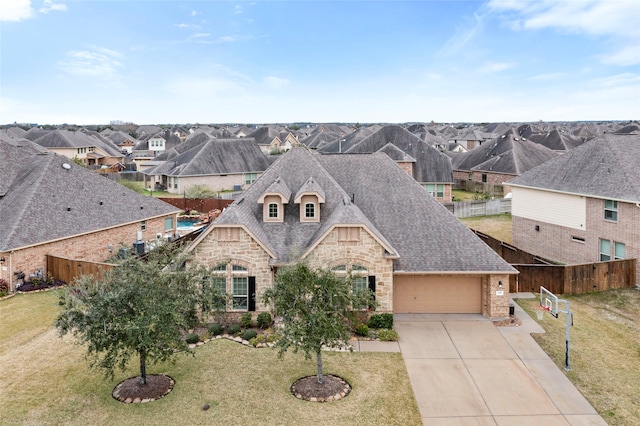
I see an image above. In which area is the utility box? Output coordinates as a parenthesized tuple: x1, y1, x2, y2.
(133, 241, 145, 255)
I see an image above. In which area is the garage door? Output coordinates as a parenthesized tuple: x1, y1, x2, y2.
(393, 275, 482, 313)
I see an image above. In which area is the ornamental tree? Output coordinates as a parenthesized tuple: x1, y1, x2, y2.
(262, 262, 374, 384)
(55, 244, 210, 385)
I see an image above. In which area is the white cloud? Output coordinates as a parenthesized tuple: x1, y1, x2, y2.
(58, 47, 124, 80)
(488, 0, 640, 66)
(234, 5, 243, 14)
(39, 0, 67, 14)
(263, 76, 290, 89)
(440, 12, 486, 55)
(529, 72, 566, 81)
(0, 0, 33, 22)
(478, 62, 515, 74)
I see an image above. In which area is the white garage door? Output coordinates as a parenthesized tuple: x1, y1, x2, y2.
(394, 275, 482, 313)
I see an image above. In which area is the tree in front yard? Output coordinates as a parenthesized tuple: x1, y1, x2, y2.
(55, 244, 207, 387)
(262, 261, 374, 384)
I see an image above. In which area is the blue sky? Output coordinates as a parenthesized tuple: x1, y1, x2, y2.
(1, 0, 639, 125)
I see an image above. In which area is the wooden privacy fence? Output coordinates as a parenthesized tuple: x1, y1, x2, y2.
(470, 230, 637, 295)
(47, 255, 116, 284)
(511, 260, 636, 295)
(158, 197, 233, 213)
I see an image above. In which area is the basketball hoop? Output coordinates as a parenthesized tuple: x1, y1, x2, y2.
(535, 305, 549, 320)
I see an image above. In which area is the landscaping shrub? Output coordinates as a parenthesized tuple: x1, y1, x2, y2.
(0, 279, 8, 297)
(208, 323, 224, 336)
(256, 312, 272, 329)
(226, 324, 241, 335)
(355, 323, 369, 337)
(242, 329, 258, 341)
(185, 333, 200, 344)
(368, 313, 393, 329)
(378, 329, 398, 341)
(240, 313, 253, 328)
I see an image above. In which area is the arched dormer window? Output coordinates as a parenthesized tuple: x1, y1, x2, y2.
(294, 177, 325, 223)
(258, 177, 291, 223)
(305, 202, 315, 219)
(268, 202, 279, 219)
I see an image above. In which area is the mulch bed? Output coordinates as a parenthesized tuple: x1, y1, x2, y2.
(493, 314, 522, 327)
(291, 374, 351, 402)
(112, 374, 175, 403)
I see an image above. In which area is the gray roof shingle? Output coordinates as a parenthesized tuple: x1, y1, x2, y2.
(198, 147, 514, 273)
(509, 133, 640, 202)
(0, 142, 179, 251)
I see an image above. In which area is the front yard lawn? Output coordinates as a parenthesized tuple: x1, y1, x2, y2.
(0, 291, 421, 425)
(516, 288, 640, 426)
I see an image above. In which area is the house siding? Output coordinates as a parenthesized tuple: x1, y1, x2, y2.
(168, 174, 252, 194)
(512, 187, 586, 230)
(1, 214, 176, 291)
(513, 197, 639, 284)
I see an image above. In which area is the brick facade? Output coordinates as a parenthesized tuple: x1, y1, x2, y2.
(0, 214, 176, 291)
(513, 198, 640, 285)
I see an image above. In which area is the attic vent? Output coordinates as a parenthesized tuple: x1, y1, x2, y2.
(62, 163, 71, 170)
(501, 135, 506, 139)
(514, 137, 519, 141)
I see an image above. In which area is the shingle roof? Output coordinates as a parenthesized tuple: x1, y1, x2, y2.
(509, 133, 640, 202)
(337, 125, 453, 183)
(452, 129, 559, 175)
(0, 142, 179, 251)
(195, 147, 514, 273)
(143, 138, 272, 177)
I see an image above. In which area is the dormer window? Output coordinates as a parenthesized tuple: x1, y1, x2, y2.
(294, 177, 325, 223)
(305, 202, 315, 219)
(258, 177, 291, 223)
(268, 202, 279, 219)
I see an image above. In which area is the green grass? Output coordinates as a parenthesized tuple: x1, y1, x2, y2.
(0, 291, 421, 425)
(451, 189, 477, 202)
(460, 213, 512, 243)
(515, 288, 640, 426)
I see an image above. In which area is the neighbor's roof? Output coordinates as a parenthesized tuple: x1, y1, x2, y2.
(194, 147, 515, 274)
(509, 133, 640, 203)
(452, 129, 559, 175)
(0, 141, 179, 251)
(142, 138, 272, 177)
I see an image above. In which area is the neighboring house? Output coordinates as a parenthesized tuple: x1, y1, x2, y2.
(26, 129, 124, 168)
(447, 129, 494, 150)
(330, 125, 455, 203)
(451, 129, 560, 196)
(142, 138, 273, 194)
(147, 134, 166, 155)
(0, 140, 180, 292)
(247, 126, 298, 154)
(186, 147, 516, 318)
(508, 133, 640, 285)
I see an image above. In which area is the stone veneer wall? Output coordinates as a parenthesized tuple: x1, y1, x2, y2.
(1, 215, 175, 291)
(305, 228, 395, 312)
(190, 226, 394, 313)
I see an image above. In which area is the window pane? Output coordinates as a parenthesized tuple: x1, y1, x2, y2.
(599, 239, 611, 261)
(268, 203, 278, 218)
(305, 203, 315, 218)
(164, 217, 174, 231)
(352, 276, 367, 292)
(614, 242, 625, 259)
(213, 263, 226, 271)
(233, 277, 248, 310)
(232, 265, 247, 272)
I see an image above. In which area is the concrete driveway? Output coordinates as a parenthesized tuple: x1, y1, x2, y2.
(393, 300, 607, 426)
